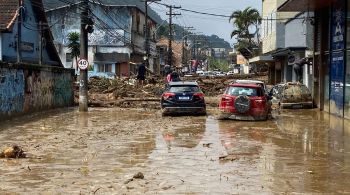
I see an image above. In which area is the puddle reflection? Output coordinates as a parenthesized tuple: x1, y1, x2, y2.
(1, 108, 350, 194)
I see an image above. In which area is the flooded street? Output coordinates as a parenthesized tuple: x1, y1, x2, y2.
(1, 108, 350, 194)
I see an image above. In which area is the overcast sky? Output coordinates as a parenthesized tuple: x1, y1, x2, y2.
(150, 0, 262, 46)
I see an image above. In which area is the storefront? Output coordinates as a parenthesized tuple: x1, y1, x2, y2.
(280, 0, 350, 119)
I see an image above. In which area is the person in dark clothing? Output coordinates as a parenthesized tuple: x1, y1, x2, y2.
(137, 63, 146, 86)
(170, 71, 180, 82)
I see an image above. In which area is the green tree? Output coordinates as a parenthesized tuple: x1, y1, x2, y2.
(67, 32, 80, 70)
(229, 7, 261, 55)
(208, 57, 230, 72)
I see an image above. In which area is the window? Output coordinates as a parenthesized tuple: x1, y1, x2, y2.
(169, 85, 201, 93)
(227, 87, 262, 97)
(66, 53, 72, 62)
(97, 64, 113, 72)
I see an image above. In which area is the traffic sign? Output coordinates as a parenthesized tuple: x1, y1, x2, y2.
(78, 59, 89, 70)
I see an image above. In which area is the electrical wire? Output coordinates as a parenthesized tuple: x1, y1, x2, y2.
(154, 2, 313, 21)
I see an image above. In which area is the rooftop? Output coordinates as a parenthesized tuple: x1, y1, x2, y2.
(42, 0, 163, 24)
(0, 0, 18, 32)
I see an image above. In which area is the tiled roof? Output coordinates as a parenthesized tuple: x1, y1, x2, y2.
(0, 0, 18, 31)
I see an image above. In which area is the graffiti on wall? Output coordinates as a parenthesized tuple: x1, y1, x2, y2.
(24, 70, 52, 111)
(23, 70, 73, 111)
(0, 68, 25, 115)
(53, 72, 73, 106)
(0, 66, 73, 119)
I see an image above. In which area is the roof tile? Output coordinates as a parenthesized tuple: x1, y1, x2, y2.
(0, 0, 18, 31)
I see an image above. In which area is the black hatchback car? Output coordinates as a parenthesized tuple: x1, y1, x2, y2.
(161, 81, 206, 116)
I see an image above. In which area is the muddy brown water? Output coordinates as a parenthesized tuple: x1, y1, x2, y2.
(0, 108, 350, 194)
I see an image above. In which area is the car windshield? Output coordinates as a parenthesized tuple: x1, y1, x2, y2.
(169, 85, 201, 93)
(226, 86, 261, 96)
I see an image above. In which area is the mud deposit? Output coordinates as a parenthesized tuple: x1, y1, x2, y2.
(1, 108, 350, 194)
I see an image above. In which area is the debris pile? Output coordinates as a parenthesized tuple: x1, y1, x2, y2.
(88, 76, 165, 98)
(79, 73, 268, 108)
(0, 145, 26, 158)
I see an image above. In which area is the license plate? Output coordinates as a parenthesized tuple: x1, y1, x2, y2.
(178, 96, 190, 100)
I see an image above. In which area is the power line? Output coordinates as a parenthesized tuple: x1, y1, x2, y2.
(154, 2, 313, 21)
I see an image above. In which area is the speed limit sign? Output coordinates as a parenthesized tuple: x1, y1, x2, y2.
(78, 59, 89, 70)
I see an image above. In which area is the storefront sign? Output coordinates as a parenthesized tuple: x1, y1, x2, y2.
(237, 55, 247, 65)
(330, 0, 345, 116)
(332, 1, 345, 50)
(330, 52, 344, 114)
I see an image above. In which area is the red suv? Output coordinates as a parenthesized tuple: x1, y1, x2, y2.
(219, 83, 271, 120)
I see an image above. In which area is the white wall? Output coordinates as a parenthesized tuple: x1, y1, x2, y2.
(262, 0, 299, 54)
(285, 12, 314, 49)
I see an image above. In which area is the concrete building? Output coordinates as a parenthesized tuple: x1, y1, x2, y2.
(279, 0, 350, 119)
(0, 0, 74, 120)
(252, 0, 313, 88)
(43, 0, 162, 78)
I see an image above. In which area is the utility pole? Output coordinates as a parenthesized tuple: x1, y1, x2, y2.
(38, 21, 42, 65)
(16, 0, 22, 63)
(141, 0, 161, 66)
(79, 0, 89, 112)
(166, 5, 181, 67)
(182, 26, 194, 67)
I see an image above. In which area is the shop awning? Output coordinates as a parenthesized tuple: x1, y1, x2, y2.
(249, 55, 273, 64)
(278, 0, 333, 12)
(271, 47, 307, 57)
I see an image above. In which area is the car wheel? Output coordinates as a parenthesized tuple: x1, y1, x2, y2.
(234, 95, 251, 114)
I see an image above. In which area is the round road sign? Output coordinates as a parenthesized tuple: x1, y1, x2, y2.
(78, 59, 89, 70)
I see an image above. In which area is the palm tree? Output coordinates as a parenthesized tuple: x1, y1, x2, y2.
(229, 7, 261, 48)
(67, 32, 80, 70)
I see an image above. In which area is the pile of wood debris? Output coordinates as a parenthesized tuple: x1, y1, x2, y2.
(75, 73, 268, 108)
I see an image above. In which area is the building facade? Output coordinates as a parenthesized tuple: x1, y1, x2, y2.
(254, 0, 314, 87)
(0, 0, 74, 120)
(43, 0, 161, 78)
(279, 0, 350, 119)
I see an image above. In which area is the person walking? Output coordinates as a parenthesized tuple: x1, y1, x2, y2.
(137, 62, 146, 86)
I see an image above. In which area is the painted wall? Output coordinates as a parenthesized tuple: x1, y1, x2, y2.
(47, 5, 131, 46)
(120, 62, 129, 77)
(47, 5, 132, 70)
(0, 63, 74, 120)
(285, 12, 314, 49)
(262, 0, 299, 53)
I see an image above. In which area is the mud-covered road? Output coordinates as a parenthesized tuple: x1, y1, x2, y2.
(1, 107, 350, 194)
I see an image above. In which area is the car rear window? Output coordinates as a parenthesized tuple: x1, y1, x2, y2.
(169, 85, 201, 93)
(226, 86, 262, 96)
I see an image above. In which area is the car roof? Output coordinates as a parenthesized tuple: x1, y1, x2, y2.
(168, 81, 199, 86)
(277, 82, 305, 86)
(235, 80, 265, 84)
(229, 83, 262, 88)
